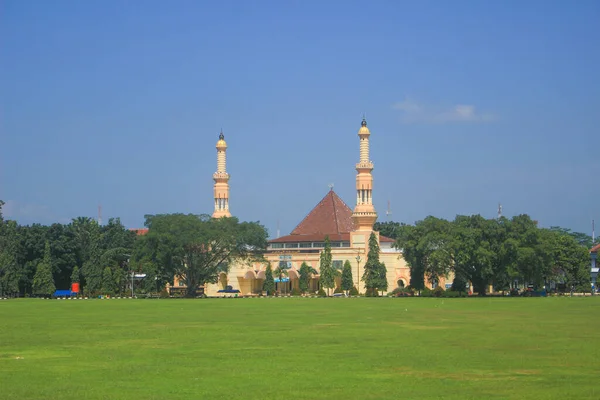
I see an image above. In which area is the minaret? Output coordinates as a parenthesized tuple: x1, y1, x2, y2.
(351, 117, 378, 231)
(212, 130, 231, 218)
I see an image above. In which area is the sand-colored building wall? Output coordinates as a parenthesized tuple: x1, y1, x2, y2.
(201, 238, 409, 297)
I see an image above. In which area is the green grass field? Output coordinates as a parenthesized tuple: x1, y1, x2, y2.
(1, 297, 599, 400)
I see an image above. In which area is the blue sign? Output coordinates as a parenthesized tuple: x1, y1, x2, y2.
(274, 277, 290, 283)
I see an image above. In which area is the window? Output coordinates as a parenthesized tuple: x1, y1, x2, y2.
(313, 242, 325, 248)
(330, 242, 341, 247)
(299, 242, 312, 248)
(284, 243, 298, 248)
(279, 255, 292, 261)
(341, 242, 351, 247)
(333, 260, 343, 270)
(178, 281, 185, 287)
(270, 243, 284, 249)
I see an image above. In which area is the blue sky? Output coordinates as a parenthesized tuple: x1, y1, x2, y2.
(2, 0, 599, 238)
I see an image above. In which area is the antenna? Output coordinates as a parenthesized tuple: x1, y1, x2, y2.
(386, 200, 392, 220)
(593, 219, 596, 244)
(98, 205, 103, 226)
(497, 203, 502, 220)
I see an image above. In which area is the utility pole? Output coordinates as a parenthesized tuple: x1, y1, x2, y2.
(386, 200, 392, 220)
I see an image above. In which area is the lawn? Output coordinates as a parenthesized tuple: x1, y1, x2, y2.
(0, 297, 599, 399)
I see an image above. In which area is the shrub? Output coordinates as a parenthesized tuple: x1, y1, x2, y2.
(159, 289, 170, 299)
(317, 288, 327, 297)
(432, 286, 445, 297)
(291, 288, 302, 296)
(420, 288, 432, 297)
(365, 288, 379, 297)
(348, 286, 359, 296)
(391, 287, 414, 297)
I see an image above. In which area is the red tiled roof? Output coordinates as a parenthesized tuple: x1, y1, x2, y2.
(267, 189, 395, 244)
(291, 190, 355, 236)
(270, 232, 395, 244)
(591, 243, 600, 253)
(270, 233, 351, 244)
(129, 228, 149, 236)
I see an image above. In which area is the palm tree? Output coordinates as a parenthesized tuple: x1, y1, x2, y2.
(298, 262, 318, 294)
(274, 262, 290, 295)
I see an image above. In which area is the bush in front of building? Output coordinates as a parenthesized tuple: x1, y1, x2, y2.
(290, 288, 302, 296)
(317, 288, 327, 297)
(348, 286, 359, 296)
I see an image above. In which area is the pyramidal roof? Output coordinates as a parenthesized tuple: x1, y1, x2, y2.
(270, 190, 355, 243)
(291, 190, 355, 235)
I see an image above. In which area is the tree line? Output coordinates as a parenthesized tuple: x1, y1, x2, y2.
(1, 199, 595, 297)
(0, 201, 137, 297)
(375, 214, 596, 294)
(0, 205, 269, 298)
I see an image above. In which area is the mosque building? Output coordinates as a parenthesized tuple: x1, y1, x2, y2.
(190, 118, 419, 296)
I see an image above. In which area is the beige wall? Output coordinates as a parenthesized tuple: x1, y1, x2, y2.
(202, 238, 410, 296)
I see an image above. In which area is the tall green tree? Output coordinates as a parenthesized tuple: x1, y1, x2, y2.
(135, 214, 267, 297)
(362, 232, 386, 296)
(373, 221, 406, 240)
(101, 266, 116, 295)
(263, 263, 275, 295)
(377, 262, 388, 295)
(71, 266, 80, 283)
(0, 207, 20, 297)
(341, 260, 354, 294)
(274, 262, 289, 294)
(33, 242, 55, 296)
(319, 236, 335, 295)
(298, 262, 317, 294)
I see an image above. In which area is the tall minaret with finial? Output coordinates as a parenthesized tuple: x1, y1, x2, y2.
(351, 117, 378, 231)
(212, 130, 231, 218)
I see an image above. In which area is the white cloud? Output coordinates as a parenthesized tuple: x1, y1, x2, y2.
(391, 98, 496, 124)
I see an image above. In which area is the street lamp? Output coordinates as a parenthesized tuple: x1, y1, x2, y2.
(355, 255, 361, 291)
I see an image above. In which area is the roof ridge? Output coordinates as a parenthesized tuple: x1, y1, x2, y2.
(331, 191, 340, 234)
(289, 193, 328, 235)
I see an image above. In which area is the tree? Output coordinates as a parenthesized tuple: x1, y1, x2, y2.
(373, 221, 405, 240)
(101, 266, 116, 295)
(362, 232, 386, 296)
(33, 242, 55, 296)
(136, 214, 268, 297)
(274, 262, 289, 294)
(71, 266, 80, 283)
(263, 263, 275, 295)
(318, 236, 335, 295)
(341, 260, 353, 295)
(377, 262, 388, 295)
(298, 261, 317, 294)
(0, 213, 20, 297)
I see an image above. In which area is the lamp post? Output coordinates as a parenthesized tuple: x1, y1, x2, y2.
(355, 255, 361, 292)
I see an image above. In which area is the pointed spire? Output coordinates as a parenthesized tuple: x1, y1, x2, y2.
(219, 129, 224, 140)
(361, 113, 367, 127)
